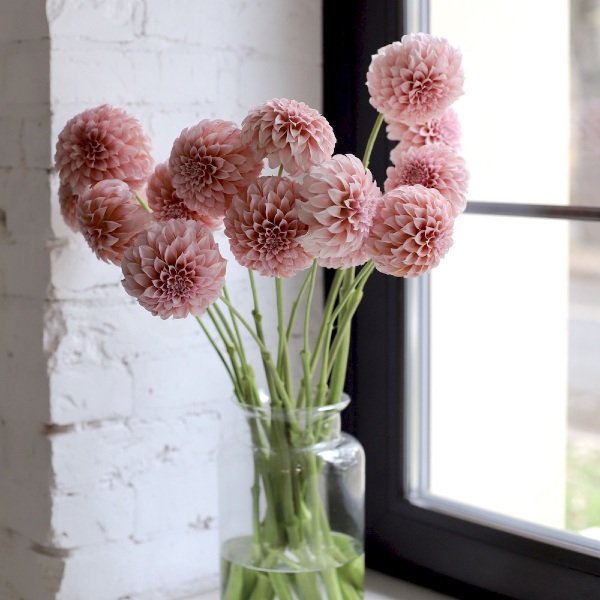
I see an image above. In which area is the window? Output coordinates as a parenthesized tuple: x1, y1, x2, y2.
(325, 0, 600, 597)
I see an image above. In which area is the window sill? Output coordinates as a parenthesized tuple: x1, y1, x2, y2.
(194, 570, 452, 599)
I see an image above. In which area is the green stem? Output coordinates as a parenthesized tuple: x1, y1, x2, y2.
(300, 261, 319, 408)
(135, 192, 152, 214)
(275, 277, 293, 400)
(223, 285, 248, 365)
(218, 295, 292, 411)
(194, 316, 241, 398)
(285, 262, 316, 342)
(362, 112, 385, 170)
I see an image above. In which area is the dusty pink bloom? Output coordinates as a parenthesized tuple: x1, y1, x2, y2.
(55, 104, 153, 194)
(367, 184, 454, 277)
(318, 245, 372, 269)
(76, 179, 151, 266)
(146, 162, 223, 231)
(385, 143, 469, 216)
(59, 182, 80, 232)
(367, 33, 464, 126)
(297, 154, 381, 268)
(168, 120, 262, 219)
(121, 219, 227, 319)
(386, 107, 461, 150)
(241, 98, 336, 176)
(224, 176, 314, 277)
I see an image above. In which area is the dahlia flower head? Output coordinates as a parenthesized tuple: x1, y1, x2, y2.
(366, 184, 454, 277)
(121, 219, 227, 320)
(386, 107, 461, 151)
(147, 162, 223, 231)
(76, 179, 151, 266)
(55, 104, 154, 194)
(225, 176, 315, 278)
(297, 154, 382, 269)
(168, 119, 263, 219)
(59, 182, 80, 233)
(241, 98, 336, 176)
(367, 33, 464, 126)
(385, 143, 469, 217)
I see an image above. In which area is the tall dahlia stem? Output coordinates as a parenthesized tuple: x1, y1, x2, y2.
(362, 112, 385, 170)
(300, 261, 319, 408)
(248, 270, 281, 406)
(194, 316, 241, 398)
(223, 285, 248, 365)
(134, 192, 152, 214)
(218, 296, 294, 413)
(275, 277, 293, 399)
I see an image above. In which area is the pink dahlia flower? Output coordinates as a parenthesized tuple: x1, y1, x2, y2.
(147, 162, 223, 231)
(76, 179, 150, 266)
(367, 33, 464, 126)
(55, 104, 154, 194)
(224, 176, 314, 277)
(121, 219, 227, 320)
(385, 143, 469, 216)
(297, 154, 381, 268)
(168, 119, 262, 219)
(59, 182, 80, 233)
(367, 184, 454, 277)
(241, 98, 336, 176)
(386, 107, 461, 150)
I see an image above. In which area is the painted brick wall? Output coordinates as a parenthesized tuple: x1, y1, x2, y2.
(0, 1, 322, 598)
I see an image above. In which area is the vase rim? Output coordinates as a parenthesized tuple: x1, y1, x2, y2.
(232, 390, 351, 418)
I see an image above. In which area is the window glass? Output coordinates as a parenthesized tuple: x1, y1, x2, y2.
(416, 0, 600, 549)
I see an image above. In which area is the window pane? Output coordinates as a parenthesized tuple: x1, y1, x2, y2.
(425, 213, 600, 548)
(429, 0, 571, 206)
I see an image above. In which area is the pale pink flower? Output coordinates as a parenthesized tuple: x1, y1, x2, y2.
(297, 154, 381, 268)
(224, 176, 314, 277)
(241, 98, 336, 176)
(385, 143, 469, 216)
(168, 120, 262, 219)
(147, 162, 223, 231)
(59, 182, 80, 232)
(367, 33, 464, 126)
(386, 107, 461, 150)
(367, 184, 454, 277)
(121, 219, 227, 319)
(76, 179, 151, 266)
(55, 104, 154, 194)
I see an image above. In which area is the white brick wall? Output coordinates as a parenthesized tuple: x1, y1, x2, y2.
(0, 1, 322, 598)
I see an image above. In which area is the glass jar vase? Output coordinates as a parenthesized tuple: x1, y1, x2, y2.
(218, 395, 365, 600)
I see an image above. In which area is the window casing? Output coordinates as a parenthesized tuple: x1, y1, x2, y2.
(324, 0, 600, 597)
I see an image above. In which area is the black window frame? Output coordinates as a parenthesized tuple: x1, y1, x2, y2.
(324, 1, 600, 598)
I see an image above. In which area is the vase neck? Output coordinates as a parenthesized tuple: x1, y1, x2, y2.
(238, 401, 347, 448)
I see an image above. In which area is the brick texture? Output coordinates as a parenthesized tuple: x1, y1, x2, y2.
(0, 0, 322, 597)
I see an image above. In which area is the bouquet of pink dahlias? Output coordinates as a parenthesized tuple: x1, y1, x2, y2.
(55, 32, 468, 600)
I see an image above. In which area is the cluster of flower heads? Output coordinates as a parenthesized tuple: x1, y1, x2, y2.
(54, 33, 469, 320)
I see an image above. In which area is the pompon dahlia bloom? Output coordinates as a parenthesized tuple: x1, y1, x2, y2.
(59, 182, 80, 233)
(297, 154, 381, 268)
(121, 219, 227, 320)
(76, 179, 151, 266)
(241, 98, 336, 176)
(169, 119, 262, 219)
(224, 176, 314, 278)
(386, 107, 461, 151)
(55, 104, 154, 194)
(367, 184, 454, 277)
(147, 162, 223, 231)
(367, 33, 464, 126)
(385, 143, 469, 217)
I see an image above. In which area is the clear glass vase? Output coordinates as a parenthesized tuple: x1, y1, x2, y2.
(218, 395, 365, 600)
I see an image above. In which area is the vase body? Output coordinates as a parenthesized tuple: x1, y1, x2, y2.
(218, 396, 365, 600)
